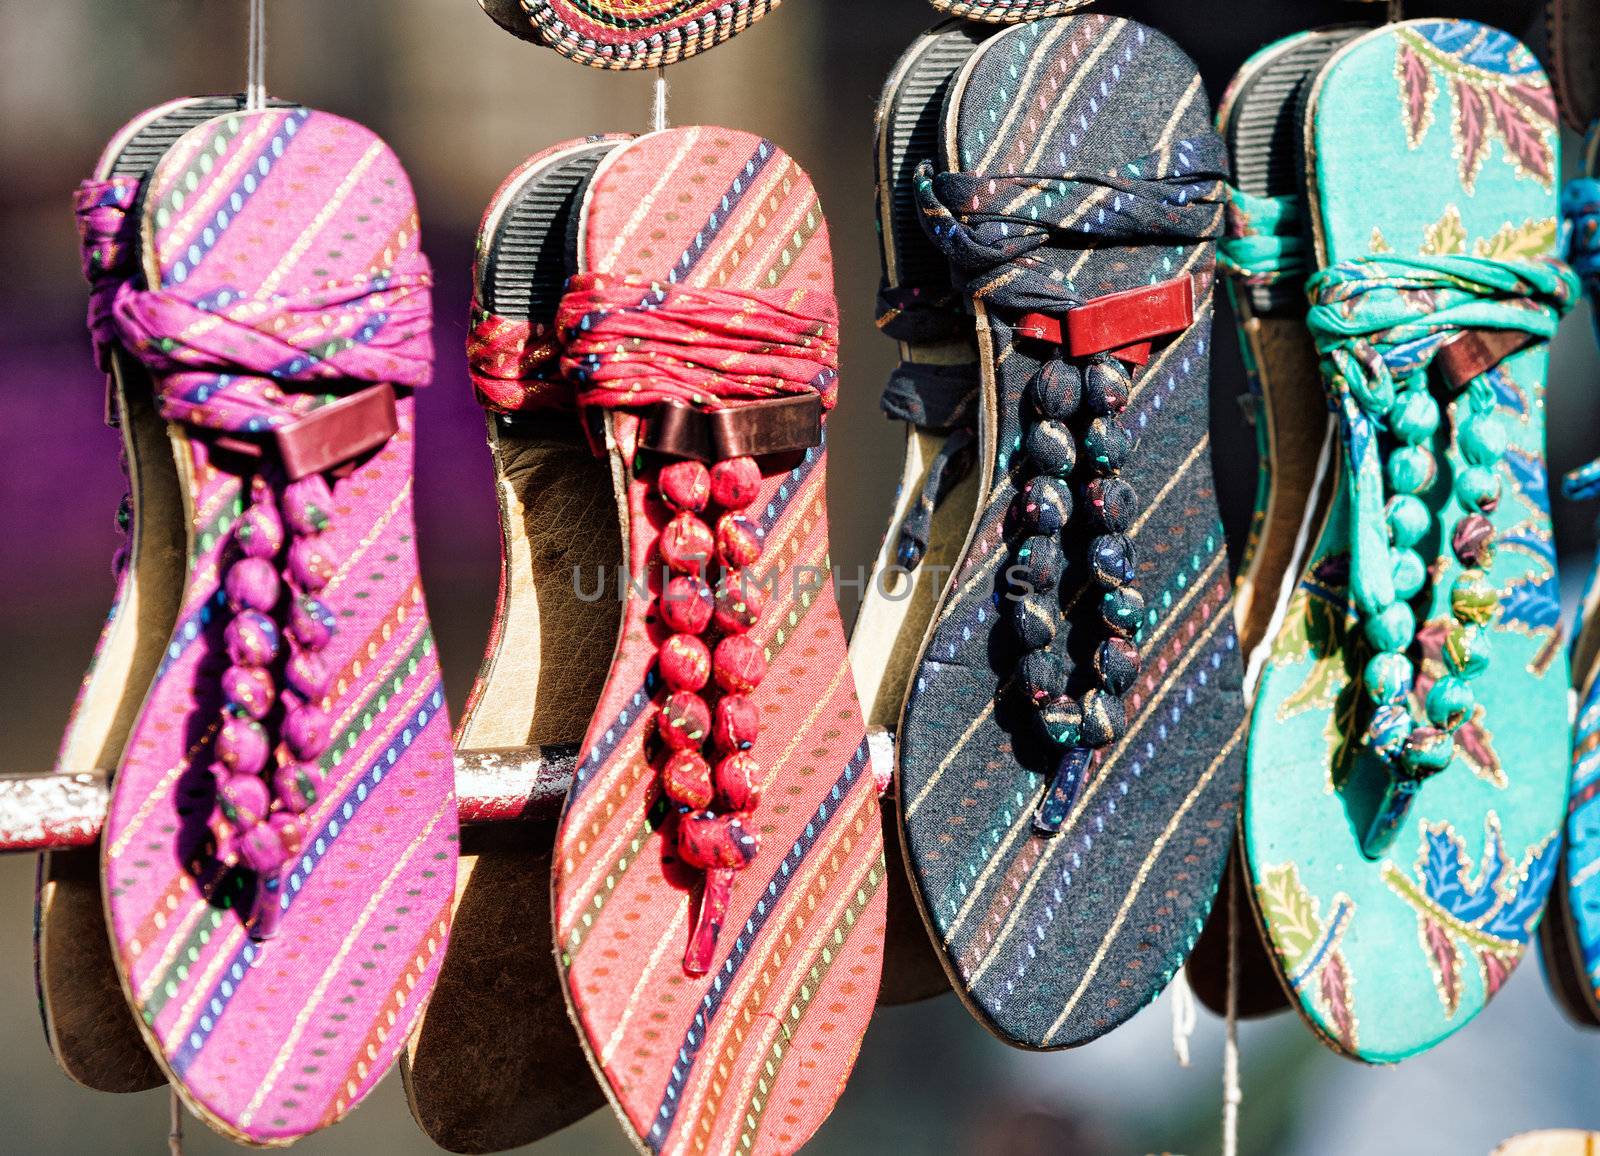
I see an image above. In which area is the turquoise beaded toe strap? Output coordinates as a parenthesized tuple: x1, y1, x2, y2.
(1305, 254, 1578, 858)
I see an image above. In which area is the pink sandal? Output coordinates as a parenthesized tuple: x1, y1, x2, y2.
(83, 105, 456, 1144)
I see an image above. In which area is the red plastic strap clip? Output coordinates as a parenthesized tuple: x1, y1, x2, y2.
(1015, 274, 1196, 367)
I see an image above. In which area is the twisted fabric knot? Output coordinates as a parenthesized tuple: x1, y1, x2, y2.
(555, 273, 840, 412)
(74, 177, 143, 369)
(913, 134, 1229, 313)
(1307, 254, 1577, 619)
(467, 305, 563, 414)
(1563, 178, 1600, 295)
(1218, 189, 1306, 288)
(111, 264, 434, 432)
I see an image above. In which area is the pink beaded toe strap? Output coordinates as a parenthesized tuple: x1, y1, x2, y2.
(108, 229, 434, 940)
(470, 271, 838, 974)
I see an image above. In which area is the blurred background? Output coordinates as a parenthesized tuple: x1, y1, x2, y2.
(0, 0, 1597, 1152)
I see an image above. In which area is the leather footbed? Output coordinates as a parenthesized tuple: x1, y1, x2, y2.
(1185, 29, 1364, 1022)
(851, 20, 992, 1009)
(401, 140, 622, 1154)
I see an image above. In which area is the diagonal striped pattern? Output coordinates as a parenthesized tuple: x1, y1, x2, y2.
(896, 16, 1246, 1049)
(99, 109, 456, 1145)
(550, 128, 883, 1156)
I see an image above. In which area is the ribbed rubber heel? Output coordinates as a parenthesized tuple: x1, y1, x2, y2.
(480, 142, 620, 322)
(1226, 29, 1365, 317)
(881, 23, 993, 293)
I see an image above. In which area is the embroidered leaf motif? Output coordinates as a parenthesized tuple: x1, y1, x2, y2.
(1504, 448, 1551, 516)
(1453, 80, 1489, 191)
(1509, 81, 1558, 122)
(1398, 41, 1438, 148)
(1260, 864, 1319, 971)
(1479, 949, 1511, 998)
(1370, 227, 1394, 255)
(1485, 85, 1554, 187)
(1422, 206, 1467, 256)
(1394, 26, 1557, 193)
(1414, 621, 1505, 787)
(1454, 707, 1506, 788)
(1277, 594, 1350, 720)
(1423, 819, 1509, 923)
(1474, 217, 1558, 261)
(1259, 863, 1359, 1050)
(1481, 835, 1560, 940)
(1384, 818, 1559, 1015)
(1424, 918, 1463, 1015)
(1320, 951, 1359, 1053)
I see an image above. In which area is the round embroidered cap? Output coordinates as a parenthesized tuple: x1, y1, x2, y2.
(929, 0, 1097, 22)
(482, 0, 782, 68)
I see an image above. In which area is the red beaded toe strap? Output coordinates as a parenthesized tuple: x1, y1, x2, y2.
(469, 272, 838, 974)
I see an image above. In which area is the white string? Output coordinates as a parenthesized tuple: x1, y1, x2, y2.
(168, 1087, 185, 1156)
(1169, 968, 1198, 1068)
(1222, 872, 1242, 1156)
(652, 66, 669, 133)
(245, 0, 267, 110)
(1242, 418, 1336, 699)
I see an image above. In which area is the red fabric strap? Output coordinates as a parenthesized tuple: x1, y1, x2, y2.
(468, 274, 840, 417)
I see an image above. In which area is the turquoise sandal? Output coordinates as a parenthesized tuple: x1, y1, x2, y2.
(1243, 18, 1576, 1062)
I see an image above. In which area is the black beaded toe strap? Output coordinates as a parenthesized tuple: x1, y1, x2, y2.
(1011, 280, 1196, 835)
(913, 135, 1228, 837)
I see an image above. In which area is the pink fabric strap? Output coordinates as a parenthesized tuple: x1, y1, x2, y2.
(110, 266, 434, 432)
(73, 177, 142, 370)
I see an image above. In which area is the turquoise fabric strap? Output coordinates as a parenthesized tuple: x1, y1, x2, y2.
(1308, 255, 1577, 619)
(1305, 253, 1577, 853)
(1218, 188, 1307, 287)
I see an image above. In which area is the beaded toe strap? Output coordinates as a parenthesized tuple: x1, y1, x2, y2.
(560, 274, 836, 974)
(474, 271, 839, 973)
(912, 134, 1229, 837)
(1305, 254, 1578, 857)
(104, 166, 434, 938)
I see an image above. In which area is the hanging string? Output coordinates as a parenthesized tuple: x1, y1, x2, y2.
(1223, 872, 1243, 1156)
(1386, 0, 1402, 22)
(1170, 968, 1198, 1068)
(168, 1088, 185, 1156)
(652, 65, 669, 133)
(245, 0, 267, 110)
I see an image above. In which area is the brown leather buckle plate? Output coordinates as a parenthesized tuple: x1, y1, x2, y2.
(642, 393, 823, 462)
(1016, 274, 1196, 366)
(1435, 329, 1538, 390)
(213, 383, 399, 480)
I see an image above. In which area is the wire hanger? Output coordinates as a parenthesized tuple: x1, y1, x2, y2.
(652, 65, 669, 133)
(245, 0, 267, 109)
